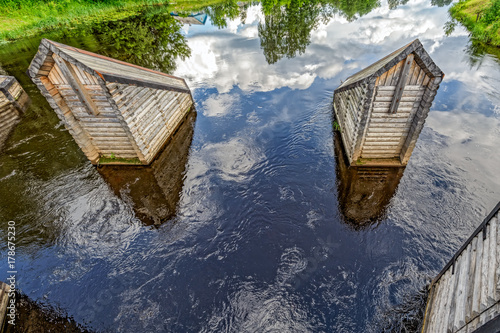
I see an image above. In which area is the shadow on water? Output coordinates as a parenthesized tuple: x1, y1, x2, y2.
(334, 132, 405, 229)
(97, 111, 196, 226)
(0, 83, 30, 153)
(4, 293, 90, 333)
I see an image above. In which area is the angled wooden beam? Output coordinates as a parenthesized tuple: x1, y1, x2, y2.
(52, 53, 100, 116)
(389, 53, 414, 114)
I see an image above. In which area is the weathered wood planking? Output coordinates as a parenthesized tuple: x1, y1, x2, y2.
(0, 76, 29, 151)
(0, 281, 10, 331)
(333, 39, 443, 167)
(422, 203, 500, 333)
(28, 39, 194, 165)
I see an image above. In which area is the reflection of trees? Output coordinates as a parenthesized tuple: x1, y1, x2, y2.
(204, 0, 240, 28)
(388, 0, 409, 10)
(259, 0, 321, 64)
(90, 12, 191, 74)
(259, 0, 380, 64)
(389, 0, 449, 9)
(430, 0, 452, 6)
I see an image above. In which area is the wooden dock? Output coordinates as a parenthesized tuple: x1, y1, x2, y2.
(28, 39, 194, 165)
(422, 202, 500, 333)
(333, 39, 444, 167)
(0, 75, 29, 151)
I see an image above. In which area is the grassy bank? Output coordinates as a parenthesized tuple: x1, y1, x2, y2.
(0, 0, 220, 43)
(450, 0, 500, 46)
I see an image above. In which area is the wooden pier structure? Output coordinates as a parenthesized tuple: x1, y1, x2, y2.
(422, 202, 500, 333)
(333, 39, 444, 167)
(0, 75, 29, 151)
(98, 111, 196, 226)
(28, 39, 194, 165)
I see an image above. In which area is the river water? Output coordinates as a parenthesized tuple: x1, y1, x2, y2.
(0, 0, 499, 332)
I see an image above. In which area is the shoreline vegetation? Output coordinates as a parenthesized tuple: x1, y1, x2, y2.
(0, 0, 222, 43)
(449, 0, 500, 46)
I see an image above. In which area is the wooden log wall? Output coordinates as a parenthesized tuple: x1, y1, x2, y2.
(333, 83, 368, 161)
(422, 203, 500, 333)
(34, 54, 101, 163)
(400, 75, 442, 164)
(29, 39, 194, 165)
(0, 76, 29, 151)
(359, 57, 431, 162)
(107, 83, 193, 164)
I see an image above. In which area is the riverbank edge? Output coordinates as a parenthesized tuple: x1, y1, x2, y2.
(0, 0, 221, 44)
(449, 0, 500, 47)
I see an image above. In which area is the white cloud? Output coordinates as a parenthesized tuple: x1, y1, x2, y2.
(202, 93, 241, 117)
(174, 0, 462, 93)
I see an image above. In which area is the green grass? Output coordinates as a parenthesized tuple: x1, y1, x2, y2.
(450, 0, 500, 46)
(98, 155, 143, 165)
(0, 0, 222, 43)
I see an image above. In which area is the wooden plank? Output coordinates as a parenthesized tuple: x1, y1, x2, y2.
(374, 101, 416, 109)
(416, 69, 426, 85)
(487, 217, 497, 305)
(363, 141, 401, 146)
(48, 66, 63, 85)
(377, 84, 423, 91)
(369, 117, 412, 123)
(367, 127, 410, 133)
(366, 132, 405, 137)
(480, 228, 490, 312)
(0, 282, 10, 330)
(428, 278, 446, 333)
(409, 63, 421, 85)
(455, 243, 472, 330)
(442, 268, 457, 333)
(384, 65, 397, 87)
(448, 257, 462, 332)
(389, 54, 414, 114)
(390, 59, 405, 86)
(369, 122, 410, 128)
(496, 215, 500, 301)
(472, 234, 483, 317)
(436, 271, 452, 333)
(422, 75, 431, 86)
(378, 71, 388, 86)
(465, 237, 477, 323)
(375, 95, 421, 103)
(52, 54, 100, 116)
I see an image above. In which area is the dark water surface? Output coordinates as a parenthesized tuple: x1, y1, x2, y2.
(1, 1, 500, 332)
